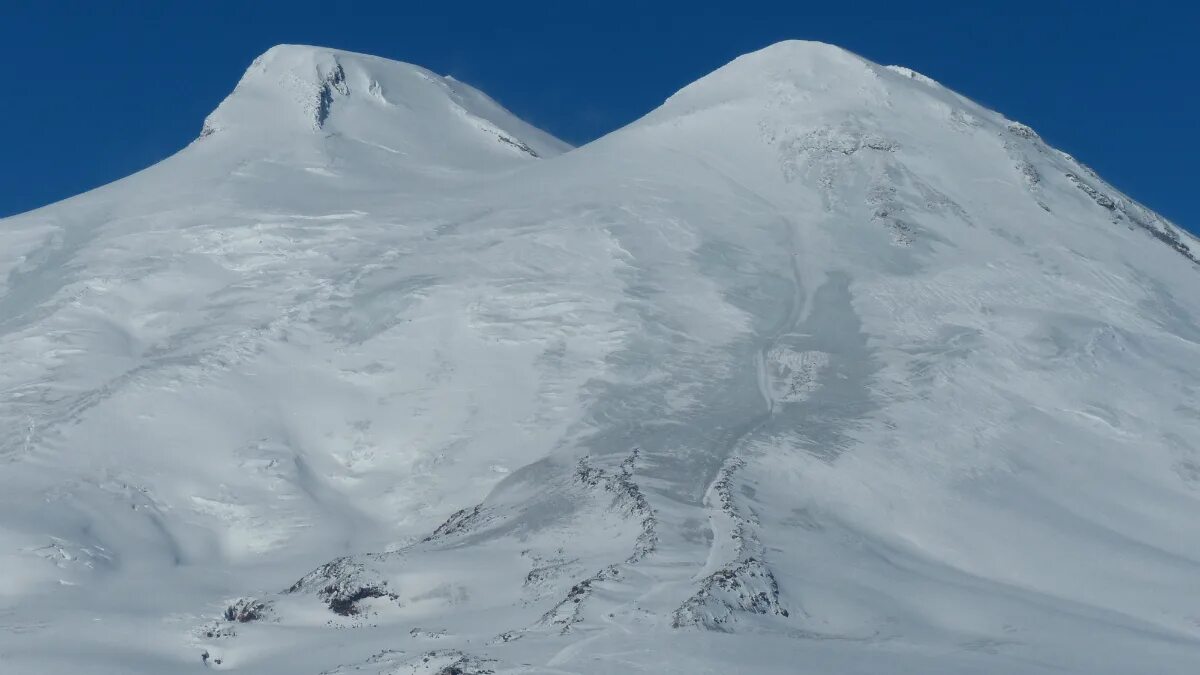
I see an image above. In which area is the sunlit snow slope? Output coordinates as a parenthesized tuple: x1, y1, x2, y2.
(2, 42, 1199, 674)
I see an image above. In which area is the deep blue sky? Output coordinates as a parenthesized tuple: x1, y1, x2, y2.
(1, 2, 1196, 230)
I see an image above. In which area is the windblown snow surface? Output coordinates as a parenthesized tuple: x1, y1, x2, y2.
(2, 42, 1200, 674)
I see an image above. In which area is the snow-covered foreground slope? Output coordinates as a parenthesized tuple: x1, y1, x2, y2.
(3, 41, 1200, 674)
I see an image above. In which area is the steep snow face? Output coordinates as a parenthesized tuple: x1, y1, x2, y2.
(3, 41, 1200, 675)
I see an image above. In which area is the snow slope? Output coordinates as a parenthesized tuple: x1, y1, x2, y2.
(2, 41, 1200, 674)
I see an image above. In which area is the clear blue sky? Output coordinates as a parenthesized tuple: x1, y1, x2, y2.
(2, 1, 1196, 231)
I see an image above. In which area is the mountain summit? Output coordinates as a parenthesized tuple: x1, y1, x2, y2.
(2, 42, 1199, 675)
(200, 45, 568, 165)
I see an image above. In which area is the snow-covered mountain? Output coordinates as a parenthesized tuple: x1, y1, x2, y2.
(2, 41, 1199, 674)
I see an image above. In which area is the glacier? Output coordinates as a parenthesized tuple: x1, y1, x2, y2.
(1, 41, 1200, 673)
